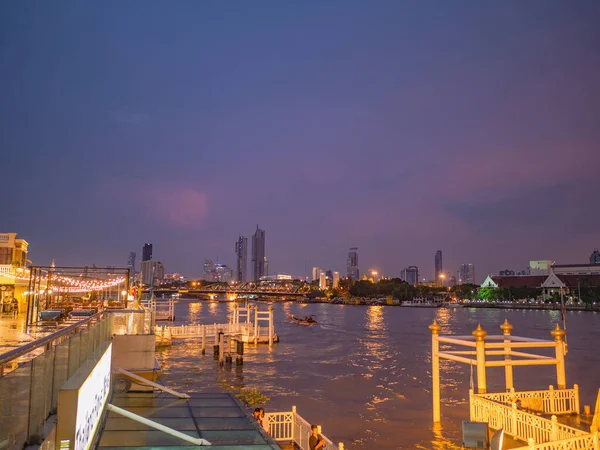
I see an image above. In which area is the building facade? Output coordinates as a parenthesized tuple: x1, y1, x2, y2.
(590, 249, 600, 265)
(0, 233, 29, 312)
(203, 260, 214, 282)
(127, 252, 136, 272)
(215, 264, 233, 283)
(252, 225, 266, 281)
(312, 267, 322, 282)
(347, 247, 359, 280)
(141, 260, 164, 286)
(458, 264, 475, 284)
(434, 250, 443, 281)
(401, 266, 419, 286)
(332, 271, 340, 289)
(319, 272, 327, 290)
(235, 236, 248, 283)
(142, 243, 153, 262)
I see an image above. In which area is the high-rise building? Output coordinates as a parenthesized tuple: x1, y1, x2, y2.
(458, 264, 475, 284)
(252, 225, 266, 281)
(312, 267, 322, 282)
(319, 272, 327, 290)
(203, 259, 214, 281)
(590, 249, 600, 265)
(434, 250, 443, 281)
(347, 247, 359, 280)
(141, 260, 164, 286)
(332, 271, 340, 289)
(142, 243, 153, 262)
(401, 266, 419, 286)
(215, 264, 233, 283)
(127, 252, 136, 272)
(235, 236, 248, 283)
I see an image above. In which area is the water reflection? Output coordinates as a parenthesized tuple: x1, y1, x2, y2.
(159, 300, 599, 450)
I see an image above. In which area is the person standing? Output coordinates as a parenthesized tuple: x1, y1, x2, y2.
(309, 424, 325, 450)
(11, 297, 18, 317)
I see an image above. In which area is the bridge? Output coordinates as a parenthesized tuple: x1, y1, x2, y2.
(149, 280, 311, 299)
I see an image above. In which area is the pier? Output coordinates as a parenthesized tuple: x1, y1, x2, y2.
(430, 319, 600, 449)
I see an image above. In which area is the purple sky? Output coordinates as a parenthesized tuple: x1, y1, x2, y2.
(2, 1, 599, 281)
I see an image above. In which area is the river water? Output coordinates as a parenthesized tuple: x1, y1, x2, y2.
(155, 300, 600, 449)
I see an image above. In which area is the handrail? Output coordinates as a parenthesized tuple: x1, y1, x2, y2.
(0, 311, 105, 367)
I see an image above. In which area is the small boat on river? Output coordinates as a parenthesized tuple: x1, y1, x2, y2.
(287, 313, 318, 326)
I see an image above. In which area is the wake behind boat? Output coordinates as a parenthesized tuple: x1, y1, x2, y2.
(287, 313, 318, 326)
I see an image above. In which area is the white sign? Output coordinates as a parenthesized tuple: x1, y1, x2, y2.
(74, 344, 112, 450)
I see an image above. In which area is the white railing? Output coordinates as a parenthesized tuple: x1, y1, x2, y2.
(470, 391, 586, 444)
(265, 407, 342, 450)
(512, 430, 599, 450)
(477, 386, 580, 415)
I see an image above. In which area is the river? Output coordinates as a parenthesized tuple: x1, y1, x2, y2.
(155, 300, 600, 449)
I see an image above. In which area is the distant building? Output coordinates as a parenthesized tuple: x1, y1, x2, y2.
(127, 252, 136, 272)
(529, 260, 552, 275)
(401, 266, 419, 286)
(319, 272, 327, 290)
(203, 260, 214, 282)
(312, 267, 322, 282)
(434, 250, 443, 281)
(142, 243, 153, 262)
(215, 264, 233, 283)
(347, 247, 359, 280)
(260, 274, 293, 281)
(458, 264, 475, 284)
(332, 271, 340, 289)
(252, 225, 266, 281)
(551, 263, 600, 276)
(447, 275, 457, 288)
(0, 233, 30, 311)
(235, 236, 248, 283)
(590, 249, 600, 265)
(141, 260, 164, 286)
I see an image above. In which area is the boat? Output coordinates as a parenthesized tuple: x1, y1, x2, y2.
(401, 297, 443, 308)
(287, 313, 318, 326)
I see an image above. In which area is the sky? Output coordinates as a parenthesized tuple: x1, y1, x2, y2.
(1, 1, 599, 281)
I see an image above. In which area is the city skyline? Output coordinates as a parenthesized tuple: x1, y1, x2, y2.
(2, 2, 599, 280)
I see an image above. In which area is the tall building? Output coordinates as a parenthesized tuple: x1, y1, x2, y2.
(235, 236, 248, 283)
(127, 252, 136, 272)
(203, 260, 214, 282)
(141, 260, 164, 286)
(319, 272, 327, 290)
(401, 266, 419, 286)
(332, 271, 340, 289)
(434, 250, 443, 281)
(312, 267, 322, 282)
(215, 264, 233, 283)
(347, 247, 359, 280)
(142, 243, 153, 262)
(458, 264, 475, 284)
(252, 225, 266, 281)
(590, 249, 600, 265)
(0, 233, 28, 267)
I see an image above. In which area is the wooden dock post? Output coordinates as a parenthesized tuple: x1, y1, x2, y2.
(268, 306, 274, 347)
(218, 332, 225, 366)
(201, 324, 206, 355)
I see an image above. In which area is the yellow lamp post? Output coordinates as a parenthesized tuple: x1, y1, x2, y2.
(472, 324, 488, 394)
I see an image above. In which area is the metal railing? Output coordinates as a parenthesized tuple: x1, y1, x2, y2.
(470, 390, 586, 445)
(265, 406, 342, 450)
(0, 310, 151, 450)
(477, 385, 580, 415)
(512, 430, 599, 450)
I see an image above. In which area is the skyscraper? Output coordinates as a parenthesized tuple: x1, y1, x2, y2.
(142, 243, 153, 262)
(434, 250, 443, 281)
(401, 266, 419, 286)
(347, 247, 359, 280)
(235, 236, 248, 283)
(127, 252, 136, 274)
(252, 225, 266, 281)
(458, 264, 476, 284)
(203, 259, 214, 281)
(332, 271, 340, 289)
(312, 267, 322, 282)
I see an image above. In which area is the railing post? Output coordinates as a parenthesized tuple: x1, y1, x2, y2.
(511, 401, 518, 436)
(500, 319, 514, 391)
(254, 305, 259, 339)
(550, 415, 558, 441)
(574, 384, 580, 414)
(339, 443, 344, 450)
(292, 405, 296, 443)
(472, 324, 488, 394)
(549, 385, 555, 413)
(551, 324, 567, 389)
(268, 306, 274, 347)
(469, 389, 475, 421)
(429, 320, 442, 424)
(527, 438, 535, 450)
